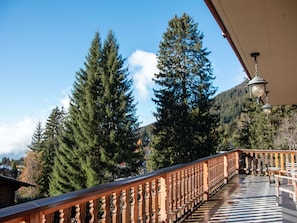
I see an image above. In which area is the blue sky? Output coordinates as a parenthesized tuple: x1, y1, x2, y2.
(0, 0, 246, 157)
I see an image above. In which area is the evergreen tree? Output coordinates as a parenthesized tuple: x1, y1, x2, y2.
(98, 30, 142, 180)
(27, 121, 44, 152)
(50, 32, 102, 194)
(49, 118, 85, 195)
(39, 106, 65, 197)
(149, 13, 218, 170)
(236, 98, 276, 150)
(50, 31, 142, 194)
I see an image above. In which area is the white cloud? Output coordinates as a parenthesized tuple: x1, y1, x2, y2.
(60, 94, 70, 112)
(0, 118, 37, 156)
(0, 91, 71, 158)
(233, 67, 247, 86)
(128, 50, 158, 99)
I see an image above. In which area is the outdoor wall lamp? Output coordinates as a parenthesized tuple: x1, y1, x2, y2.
(262, 94, 272, 115)
(247, 52, 267, 98)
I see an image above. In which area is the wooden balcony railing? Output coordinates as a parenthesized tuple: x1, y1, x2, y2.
(240, 149, 297, 175)
(0, 149, 296, 223)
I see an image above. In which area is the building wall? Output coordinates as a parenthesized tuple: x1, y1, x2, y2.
(0, 184, 15, 208)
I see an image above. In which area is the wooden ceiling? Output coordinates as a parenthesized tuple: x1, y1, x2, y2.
(205, 0, 297, 105)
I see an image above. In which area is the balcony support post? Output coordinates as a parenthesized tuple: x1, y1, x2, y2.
(235, 151, 239, 174)
(159, 176, 167, 222)
(203, 161, 209, 201)
(245, 155, 249, 174)
(224, 155, 228, 184)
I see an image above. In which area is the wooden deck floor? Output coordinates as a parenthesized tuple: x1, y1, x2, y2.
(183, 175, 297, 223)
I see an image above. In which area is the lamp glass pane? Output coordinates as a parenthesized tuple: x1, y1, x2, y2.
(263, 108, 272, 115)
(251, 84, 265, 97)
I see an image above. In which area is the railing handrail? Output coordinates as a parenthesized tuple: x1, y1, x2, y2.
(0, 149, 239, 221)
(239, 149, 297, 154)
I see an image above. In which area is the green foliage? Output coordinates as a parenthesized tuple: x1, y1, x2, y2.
(221, 94, 297, 151)
(149, 13, 218, 170)
(212, 80, 249, 124)
(27, 121, 44, 152)
(39, 107, 65, 197)
(49, 120, 85, 195)
(49, 31, 142, 195)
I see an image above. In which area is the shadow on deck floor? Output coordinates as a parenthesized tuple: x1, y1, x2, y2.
(183, 175, 297, 223)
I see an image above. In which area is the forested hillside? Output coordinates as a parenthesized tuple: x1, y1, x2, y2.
(139, 79, 297, 153)
(212, 79, 249, 124)
(139, 79, 250, 147)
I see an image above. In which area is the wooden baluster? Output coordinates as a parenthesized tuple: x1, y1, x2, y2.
(176, 171, 181, 219)
(245, 155, 249, 174)
(195, 165, 199, 204)
(251, 153, 255, 175)
(88, 200, 94, 223)
(138, 184, 144, 222)
(74, 204, 81, 223)
(259, 152, 264, 175)
(101, 196, 109, 223)
(193, 165, 198, 205)
(145, 182, 151, 223)
(159, 176, 167, 222)
(151, 180, 157, 223)
(269, 152, 275, 167)
(141, 184, 146, 222)
(166, 174, 172, 220)
(41, 214, 46, 223)
(263, 152, 267, 169)
(130, 187, 137, 223)
(171, 172, 177, 219)
(285, 153, 289, 167)
(200, 164, 204, 202)
(254, 152, 259, 175)
(58, 209, 64, 223)
(208, 160, 212, 190)
(280, 153, 284, 171)
(184, 168, 189, 212)
(190, 166, 195, 208)
(179, 169, 184, 217)
(121, 189, 130, 223)
(275, 152, 279, 168)
(111, 192, 120, 223)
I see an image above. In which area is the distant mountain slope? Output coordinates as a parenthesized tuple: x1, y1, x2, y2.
(213, 80, 249, 124)
(139, 80, 250, 132)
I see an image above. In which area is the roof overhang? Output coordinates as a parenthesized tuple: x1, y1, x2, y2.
(205, 0, 297, 105)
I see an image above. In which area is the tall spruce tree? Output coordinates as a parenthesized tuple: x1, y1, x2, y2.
(50, 32, 102, 194)
(149, 13, 218, 170)
(27, 121, 44, 152)
(98, 30, 142, 180)
(50, 31, 142, 195)
(39, 106, 65, 197)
